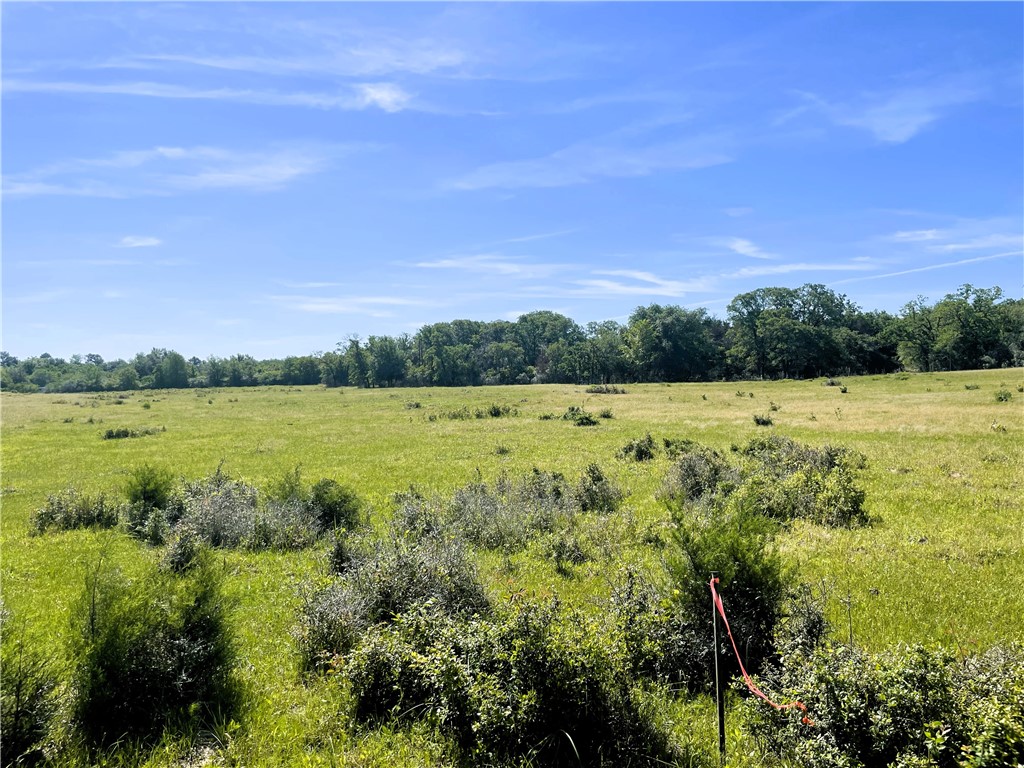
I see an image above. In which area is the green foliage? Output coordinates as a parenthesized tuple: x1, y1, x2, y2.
(124, 463, 174, 511)
(617, 433, 656, 461)
(1, 607, 57, 767)
(30, 488, 118, 533)
(69, 554, 238, 747)
(585, 384, 626, 394)
(562, 405, 597, 426)
(296, 529, 490, 671)
(746, 642, 1024, 768)
(995, 389, 1012, 402)
(753, 413, 774, 426)
(343, 600, 677, 766)
(658, 444, 738, 509)
(575, 463, 623, 513)
(309, 477, 363, 532)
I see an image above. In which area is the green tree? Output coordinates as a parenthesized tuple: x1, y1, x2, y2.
(153, 351, 189, 389)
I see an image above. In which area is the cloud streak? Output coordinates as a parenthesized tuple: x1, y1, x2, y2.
(4, 142, 365, 198)
(117, 236, 162, 248)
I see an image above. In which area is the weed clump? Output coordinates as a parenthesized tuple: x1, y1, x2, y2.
(753, 414, 774, 426)
(995, 389, 1013, 402)
(562, 405, 597, 426)
(585, 384, 627, 394)
(31, 488, 118, 533)
(618, 433, 656, 462)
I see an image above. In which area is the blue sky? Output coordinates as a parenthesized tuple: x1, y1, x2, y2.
(3, 2, 1022, 361)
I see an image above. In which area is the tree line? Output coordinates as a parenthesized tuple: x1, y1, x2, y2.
(2, 283, 1020, 394)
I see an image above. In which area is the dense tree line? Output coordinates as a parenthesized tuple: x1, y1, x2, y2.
(2, 284, 1020, 394)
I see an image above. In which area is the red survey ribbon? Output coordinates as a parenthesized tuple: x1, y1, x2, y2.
(710, 577, 812, 725)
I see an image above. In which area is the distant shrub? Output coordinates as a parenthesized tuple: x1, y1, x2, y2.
(585, 384, 626, 394)
(102, 426, 161, 440)
(31, 488, 118, 534)
(769, 401, 780, 411)
(478, 403, 518, 418)
(965, 383, 981, 390)
(598, 408, 614, 419)
(995, 389, 1013, 402)
(537, 412, 557, 421)
(546, 529, 592, 575)
(404, 401, 421, 409)
(562, 405, 598, 426)
(753, 414, 774, 426)
(494, 444, 511, 456)
(823, 378, 842, 388)
(618, 433, 657, 462)
(1, 608, 57, 767)
(69, 555, 238, 747)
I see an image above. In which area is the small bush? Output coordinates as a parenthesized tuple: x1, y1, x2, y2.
(575, 463, 624, 513)
(585, 384, 626, 394)
(618, 433, 657, 462)
(309, 478, 362, 533)
(562, 405, 598, 426)
(537, 412, 556, 421)
(658, 444, 738, 509)
(753, 414, 773, 426)
(124, 463, 174, 512)
(102, 427, 161, 440)
(769, 401, 780, 411)
(31, 488, 118, 533)
(404, 401, 421, 409)
(995, 389, 1013, 402)
(70, 555, 238, 746)
(598, 408, 614, 419)
(965, 383, 980, 390)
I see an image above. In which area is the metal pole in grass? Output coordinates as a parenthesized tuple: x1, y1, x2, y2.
(711, 572, 726, 764)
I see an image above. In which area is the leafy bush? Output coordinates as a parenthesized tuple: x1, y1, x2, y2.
(585, 384, 626, 394)
(309, 478, 363, 532)
(30, 488, 118, 533)
(753, 414, 773, 426)
(995, 389, 1013, 402)
(296, 530, 490, 671)
(69, 555, 238, 746)
(618, 433, 656, 462)
(746, 642, 1024, 768)
(575, 463, 623, 513)
(344, 600, 676, 766)
(1, 607, 57, 767)
(124, 463, 174, 512)
(562, 405, 597, 426)
(102, 427, 161, 440)
(658, 444, 739, 509)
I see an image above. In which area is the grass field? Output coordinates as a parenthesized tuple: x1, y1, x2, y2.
(2, 368, 1022, 766)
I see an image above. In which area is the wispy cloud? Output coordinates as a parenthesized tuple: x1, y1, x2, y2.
(725, 262, 875, 279)
(724, 207, 753, 218)
(414, 254, 565, 279)
(4, 142, 363, 198)
(271, 294, 436, 317)
(446, 132, 732, 191)
(4, 78, 415, 112)
(718, 237, 778, 260)
(888, 229, 941, 242)
(830, 251, 1021, 286)
(795, 79, 987, 144)
(543, 269, 714, 299)
(116, 235, 161, 248)
(489, 228, 579, 245)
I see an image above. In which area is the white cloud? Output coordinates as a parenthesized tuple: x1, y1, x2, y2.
(3, 78, 414, 112)
(724, 207, 753, 218)
(726, 262, 875, 279)
(829, 251, 1021, 286)
(719, 237, 777, 260)
(117, 235, 162, 248)
(928, 233, 1023, 253)
(447, 133, 732, 191)
(271, 294, 435, 316)
(564, 269, 714, 298)
(888, 229, 941, 242)
(414, 253, 564, 279)
(4, 142, 361, 198)
(802, 80, 986, 144)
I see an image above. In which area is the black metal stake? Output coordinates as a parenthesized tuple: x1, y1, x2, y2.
(711, 572, 726, 764)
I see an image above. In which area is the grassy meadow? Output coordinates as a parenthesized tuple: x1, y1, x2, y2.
(2, 368, 1022, 766)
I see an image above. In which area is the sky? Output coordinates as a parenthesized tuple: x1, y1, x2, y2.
(2, 2, 1022, 362)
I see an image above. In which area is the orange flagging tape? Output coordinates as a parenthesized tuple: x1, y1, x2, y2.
(710, 577, 813, 725)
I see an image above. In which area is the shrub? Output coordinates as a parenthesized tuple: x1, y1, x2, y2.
(344, 599, 676, 766)
(598, 408, 614, 419)
(296, 530, 490, 671)
(618, 433, 656, 461)
(575, 463, 624, 513)
(585, 384, 626, 394)
(70, 555, 238, 746)
(124, 463, 174, 512)
(746, 642, 1024, 768)
(1, 608, 57, 767)
(658, 444, 738, 509)
(995, 389, 1013, 402)
(753, 414, 774, 426)
(308, 478, 362, 533)
(562, 405, 597, 426)
(965, 383, 980, 390)
(30, 488, 118, 534)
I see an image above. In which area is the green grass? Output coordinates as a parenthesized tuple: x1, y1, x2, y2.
(2, 369, 1022, 765)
